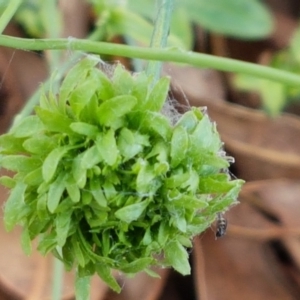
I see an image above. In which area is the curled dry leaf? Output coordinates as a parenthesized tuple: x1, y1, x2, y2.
(241, 179, 300, 285)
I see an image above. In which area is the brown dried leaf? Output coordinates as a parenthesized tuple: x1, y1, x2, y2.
(193, 200, 298, 300)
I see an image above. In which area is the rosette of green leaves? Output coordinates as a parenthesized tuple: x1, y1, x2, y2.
(0, 56, 244, 292)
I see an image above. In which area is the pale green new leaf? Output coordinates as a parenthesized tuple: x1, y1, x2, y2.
(142, 77, 170, 112)
(97, 95, 137, 126)
(115, 200, 149, 223)
(164, 240, 190, 275)
(70, 122, 99, 137)
(47, 173, 66, 213)
(95, 264, 121, 293)
(81, 145, 102, 169)
(96, 130, 118, 166)
(42, 146, 69, 182)
(171, 126, 188, 167)
(56, 210, 72, 247)
(60, 56, 99, 106)
(10, 115, 45, 137)
(4, 182, 27, 231)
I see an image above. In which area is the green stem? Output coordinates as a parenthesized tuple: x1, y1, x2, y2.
(0, 35, 299, 86)
(0, 0, 22, 34)
(146, 0, 174, 83)
(75, 273, 91, 300)
(52, 257, 64, 300)
(41, 0, 62, 72)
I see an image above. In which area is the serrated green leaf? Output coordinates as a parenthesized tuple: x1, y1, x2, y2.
(120, 257, 153, 273)
(158, 221, 170, 246)
(113, 64, 135, 95)
(129, 111, 172, 140)
(171, 126, 188, 167)
(37, 193, 48, 220)
(60, 56, 99, 107)
(96, 130, 118, 166)
(0, 176, 15, 188)
(4, 182, 27, 231)
(117, 128, 144, 161)
(35, 106, 74, 134)
(0, 134, 25, 153)
(69, 74, 99, 116)
(1, 155, 41, 173)
(174, 214, 187, 232)
(142, 76, 170, 112)
(190, 115, 221, 151)
(176, 109, 200, 133)
(165, 172, 190, 189)
(23, 135, 56, 154)
(56, 210, 72, 247)
(136, 163, 157, 194)
(199, 174, 237, 194)
(24, 167, 43, 186)
(164, 240, 190, 275)
(47, 173, 65, 213)
(141, 227, 152, 245)
(10, 115, 45, 137)
(207, 180, 244, 213)
(154, 161, 169, 175)
(146, 141, 169, 162)
(172, 195, 208, 210)
(66, 182, 81, 203)
(115, 199, 149, 223)
(37, 231, 58, 255)
(95, 264, 121, 293)
(42, 146, 69, 182)
(81, 145, 102, 169)
(90, 179, 107, 207)
(132, 72, 151, 106)
(72, 155, 87, 188)
(97, 95, 137, 126)
(70, 122, 99, 137)
(102, 181, 117, 200)
(72, 236, 86, 267)
(94, 68, 114, 100)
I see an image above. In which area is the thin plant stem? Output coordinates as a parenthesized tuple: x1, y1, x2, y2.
(0, 0, 22, 34)
(52, 257, 64, 300)
(0, 35, 299, 86)
(75, 274, 91, 300)
(42, 0, 63, 72)
(146, 0, 174, 83)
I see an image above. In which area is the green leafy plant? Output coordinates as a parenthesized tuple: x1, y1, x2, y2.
(0, 0, 299, 299)
(0, 55, 243, 292)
